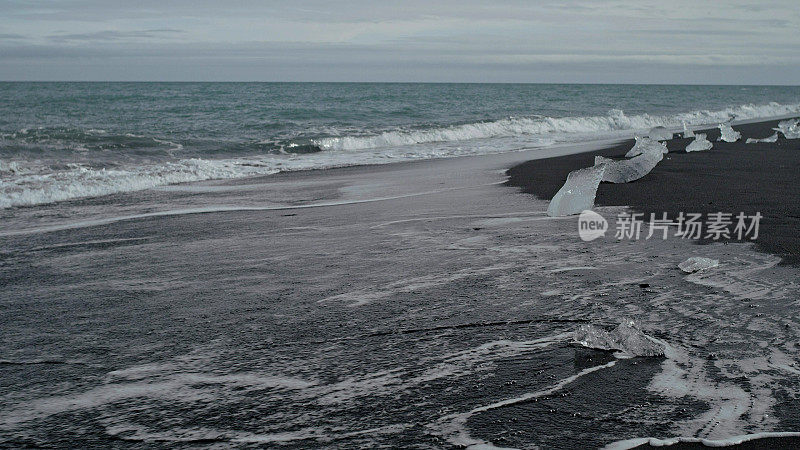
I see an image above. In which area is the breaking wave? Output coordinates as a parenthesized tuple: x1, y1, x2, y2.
(1, 102, 798, 209)
(313, 102, 800, 151)
(0, 159, 281, 209)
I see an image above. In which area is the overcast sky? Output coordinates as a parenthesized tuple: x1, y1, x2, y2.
(0, 0, 798, 83)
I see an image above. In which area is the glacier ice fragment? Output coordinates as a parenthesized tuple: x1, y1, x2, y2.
(547, 164, 606, 217)
(594, 150, 663, 184)
(625, 137, 668, 158)
(774, 119, 800, 139)
(648, 126, 673, 141)
(685, 133, 713, 152)
(718, 123, 741, 142)
(678, 257, 719, 273)
(682, 122, 695, 138)
(0, 161, 20, 174)
(784, 129, 800, 139)
(746, 133, 779, 144)
(574, 320, 665, 357)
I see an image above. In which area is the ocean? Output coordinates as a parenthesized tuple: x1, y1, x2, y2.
(2, 83, 800, 448)
(2, 83, 800, 209)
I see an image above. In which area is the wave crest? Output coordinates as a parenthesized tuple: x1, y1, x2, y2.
(0, 159, 281, 209)
(313, 102, 800, 151)
(1, 102, 798, 209)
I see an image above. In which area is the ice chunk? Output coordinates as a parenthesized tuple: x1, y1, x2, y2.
(775, 118, 798, 131)
(0, 161, 20, 174)
(625, 137, 668, 158)
(685, 133, 713, 152)
(682, 121, 695, 138)
(546, 164, 606, 217)
(773, 119, 800, 139)
(574, 320, 665, 357)
(595, 150, 663, 184)
(783, 129, 800, 139)
(678, 257, 719, 273)
(746, 133, 779, 144)
(718, 123, 741, 142)
(648, 126, 673, 141)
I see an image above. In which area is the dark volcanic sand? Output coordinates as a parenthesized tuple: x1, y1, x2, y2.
(506, 118, 800, 265)
(632, 435, 800, 449)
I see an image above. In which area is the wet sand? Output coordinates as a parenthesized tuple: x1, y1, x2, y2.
(2, 124, 800, 448)
(629, 434, 800, 449)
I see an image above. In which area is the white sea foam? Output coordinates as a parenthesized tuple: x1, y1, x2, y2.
(435, 360, 618, 448)
(1, 102, 798, 209)
(315, 103, 799, 151)
(0, 368, 315, 429)
(0, 158, 281, 209)
(318, 263, 516, 307)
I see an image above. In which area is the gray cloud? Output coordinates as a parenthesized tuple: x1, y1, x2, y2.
(0, 32, 25, 40)
(48, 29, 184, 42)
(0, 0, 798, 83)
(628, 28, 761, 37)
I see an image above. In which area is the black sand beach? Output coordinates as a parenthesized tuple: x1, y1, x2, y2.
(506, 118, 800, 265)
(3, 118, 800, 448)
(632, 436, 800, 450)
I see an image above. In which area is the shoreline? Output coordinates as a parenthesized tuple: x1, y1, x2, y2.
(611, 431, 800, 449)
(505, 117, 800, 265)
(118, 113, 800, 186)
(2, 99, 798, 211)
(4, 114, 798, 240)
(3, 113, 800, 447)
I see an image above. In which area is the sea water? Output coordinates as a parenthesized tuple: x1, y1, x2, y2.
(1, 82, 799, 209)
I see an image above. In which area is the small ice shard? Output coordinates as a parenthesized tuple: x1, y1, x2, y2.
(685, 133, 713, 152)
(746, 133, 779, 144)
(775, 118, 798, 131)
(647, 126, 673, 141)
(0, 161, 19, 173)
(774, 119, 800, 139)
(547, 164, 606, 217)
(682, 122, 695, 138)
(574, 320, 665, 357)
(678, 257, 719, 273)
(718, 123, 741, 142)
(625, 137, 668, 158)
(595, 150, 663, 183)
(784, 129, 800, 139)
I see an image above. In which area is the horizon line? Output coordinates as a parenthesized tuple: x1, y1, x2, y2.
(1, 80, 799, 87)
